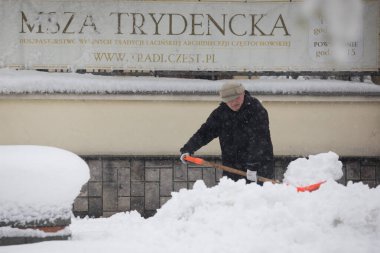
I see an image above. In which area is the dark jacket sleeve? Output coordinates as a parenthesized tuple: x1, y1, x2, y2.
(246, 105, 274, 180)
(180, 108, 221, 154)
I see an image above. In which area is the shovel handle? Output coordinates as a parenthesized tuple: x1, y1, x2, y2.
(184, 156, 326, 192)
(184, 155, 278, 184)
(184, 155, 325, 192)
(183, 156, 204, 166)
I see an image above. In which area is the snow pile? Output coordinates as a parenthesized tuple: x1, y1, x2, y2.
(1, 152, 379, 253)
(0, 145, 90, 224)
(151, 180, 380, 253)
(0, 69, 380, 95)
(283, 151, 343, 186)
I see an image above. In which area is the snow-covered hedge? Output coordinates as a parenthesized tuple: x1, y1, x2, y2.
(0, 145, 90, 226)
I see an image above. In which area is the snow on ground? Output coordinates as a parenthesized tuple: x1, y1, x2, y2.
(0, 69, 380, 95)
(1, 151, 379, 253)
(0, 145, 90, 224)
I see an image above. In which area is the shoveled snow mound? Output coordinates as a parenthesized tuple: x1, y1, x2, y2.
(283, 151, 343, 186)
(1, 151, 379, 253)
(72, 180, 379, 252)
(3, 179, 379, 253)
(0, 145, 90, 223)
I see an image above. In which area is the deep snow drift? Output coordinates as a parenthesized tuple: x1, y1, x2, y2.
(1, 152, 379, 253)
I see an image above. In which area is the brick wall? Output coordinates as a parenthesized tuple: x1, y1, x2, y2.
(73, 156, 380, 218)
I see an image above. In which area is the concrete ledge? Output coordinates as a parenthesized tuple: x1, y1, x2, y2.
(0, 235, 70, 246)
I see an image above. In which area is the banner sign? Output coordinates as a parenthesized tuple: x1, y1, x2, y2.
(0, 0, 378, 72)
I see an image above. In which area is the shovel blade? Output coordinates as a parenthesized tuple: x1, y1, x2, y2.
(296, 181, 326, 192)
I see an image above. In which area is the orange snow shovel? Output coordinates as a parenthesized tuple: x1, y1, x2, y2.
(184, 155, 325, 192)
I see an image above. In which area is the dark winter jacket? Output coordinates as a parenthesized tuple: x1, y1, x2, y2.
(180, 91, 274, 182)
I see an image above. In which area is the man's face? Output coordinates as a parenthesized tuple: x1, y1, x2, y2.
(226, 93, 245, 112)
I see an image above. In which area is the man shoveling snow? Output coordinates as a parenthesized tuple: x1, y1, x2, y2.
(180, 82, 274, 184)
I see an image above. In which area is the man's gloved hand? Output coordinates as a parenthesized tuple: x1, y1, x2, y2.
(180, 153, 190, 164)
(246, 162, 259, 182)
(246, 170, 257, 182)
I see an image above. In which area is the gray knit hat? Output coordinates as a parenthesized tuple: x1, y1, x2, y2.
(219, 82, 245, 102)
